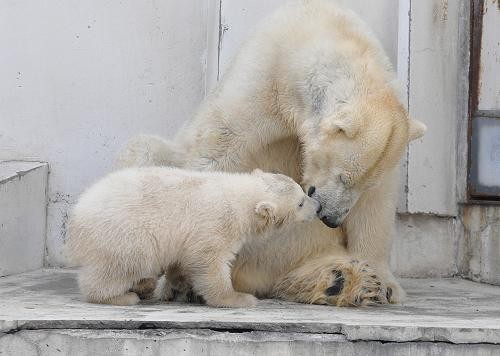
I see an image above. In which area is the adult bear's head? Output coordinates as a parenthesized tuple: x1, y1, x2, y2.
(301, 89, 426, 229)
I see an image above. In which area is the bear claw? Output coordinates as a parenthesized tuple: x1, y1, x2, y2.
(386, 287, 393, 301)
(325, 270, 345, 296)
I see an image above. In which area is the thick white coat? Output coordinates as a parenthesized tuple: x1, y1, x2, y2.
(66, 167, 318, 307)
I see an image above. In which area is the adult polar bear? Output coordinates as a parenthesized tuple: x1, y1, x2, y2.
(116, 0, 426, 306)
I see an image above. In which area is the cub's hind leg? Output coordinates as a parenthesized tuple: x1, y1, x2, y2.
(78, 266, 140, 306)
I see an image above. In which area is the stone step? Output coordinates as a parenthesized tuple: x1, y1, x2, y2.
(0, 161, 48, 277)
(0, 269, 499, 355)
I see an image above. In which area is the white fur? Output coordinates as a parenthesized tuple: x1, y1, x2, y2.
(66, 168, 318, 307)
(115, 0, 426, 305)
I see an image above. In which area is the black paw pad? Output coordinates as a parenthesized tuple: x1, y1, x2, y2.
(325, 270, 345, 296)
(171, 289, 180, 300)
(386, 287, 393, 301)
(370, 296, 381, 303)
(186, 289, 205, 304)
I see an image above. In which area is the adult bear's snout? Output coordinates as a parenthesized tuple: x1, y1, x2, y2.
(321, 216, 340, 229)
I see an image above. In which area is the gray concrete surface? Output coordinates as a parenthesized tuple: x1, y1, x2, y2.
(1, 329, 499, 356)
(461, 205, 500, 286)
(393, 214, 459, 278)
(0, 161, 48, 277)
(1, 269, 499, 347)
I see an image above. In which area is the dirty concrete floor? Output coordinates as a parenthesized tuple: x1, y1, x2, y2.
(0, 269, 499, 344)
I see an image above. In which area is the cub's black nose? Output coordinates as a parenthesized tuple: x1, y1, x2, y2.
(308, 186, 316, 197)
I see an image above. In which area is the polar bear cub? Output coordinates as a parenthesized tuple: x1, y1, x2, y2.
(66, 167, 320, 308)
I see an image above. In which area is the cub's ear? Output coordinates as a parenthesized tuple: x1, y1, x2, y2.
(255, 201, 277, 223)
(321, 113, 360, 138)
(252, 168, 264, 175)
(408, 120, 427, 142)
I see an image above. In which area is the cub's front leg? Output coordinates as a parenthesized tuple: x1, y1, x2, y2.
(190, 251, 258, 308)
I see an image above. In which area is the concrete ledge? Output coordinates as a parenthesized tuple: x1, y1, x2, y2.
(0, 161, 48, 277)
(0, 269, 499, 347)
(2, 329, 499, 356)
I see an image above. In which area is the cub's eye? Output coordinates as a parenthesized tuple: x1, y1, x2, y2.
(298, 198, 305, 208)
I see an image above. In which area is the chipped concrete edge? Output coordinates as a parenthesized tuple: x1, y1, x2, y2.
(341, 324, 500, 345)
(0, 161, 48, 185)
(1, 320, 499, 345)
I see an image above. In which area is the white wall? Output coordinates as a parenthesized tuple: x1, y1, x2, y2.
(406, 0, 460, 215)
(0, 0, 212, 265)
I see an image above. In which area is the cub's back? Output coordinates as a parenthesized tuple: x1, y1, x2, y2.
(66, 167, 252, 262)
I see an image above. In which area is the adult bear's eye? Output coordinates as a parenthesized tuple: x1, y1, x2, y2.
(339, 173, 351, 186)
(298, 198, 305, 208)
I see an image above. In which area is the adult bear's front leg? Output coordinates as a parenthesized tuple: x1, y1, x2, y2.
(271, 255, 389, 306)
(343, 169, 406, 304)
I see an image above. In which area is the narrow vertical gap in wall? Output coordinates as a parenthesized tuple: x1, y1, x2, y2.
(397, 0, 412, 212)
(205, 0, 222, 94)
(217, 0, 223, 81)
(43, 165, 50, 268)
(466, 0, 482, 201)
(405, 0, 412, 212)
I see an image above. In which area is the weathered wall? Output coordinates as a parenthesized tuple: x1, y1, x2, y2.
(393, 214, 459, 278)
(460, 206, 500, 285)
(218, 0, 400, 77)
(0, 0, 212, 266)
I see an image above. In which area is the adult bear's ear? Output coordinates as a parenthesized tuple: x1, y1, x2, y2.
(255, 201, 277, 224)
(320, 112, 360, 139)
(252, 168, 264, 175)
(408, 120, 427, 142)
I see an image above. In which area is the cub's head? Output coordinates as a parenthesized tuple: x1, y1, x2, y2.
(252, 169, 320, 228)
(301, 90, 426, 228)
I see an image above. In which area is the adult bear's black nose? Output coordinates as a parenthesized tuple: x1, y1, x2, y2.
(308, 186, 316, 197)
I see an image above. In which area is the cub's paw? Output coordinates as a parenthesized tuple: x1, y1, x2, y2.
(131, 278, 157, 300)
(208, 292, 258, 308)
(102, 292, 140, 306)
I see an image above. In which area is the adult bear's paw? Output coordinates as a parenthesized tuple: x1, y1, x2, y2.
(374, 268, 407, 304)
(272, 256, 389, 306)
(323, 260, 389, 306)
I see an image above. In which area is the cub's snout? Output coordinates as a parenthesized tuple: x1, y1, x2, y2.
(297, 195, 321, 223)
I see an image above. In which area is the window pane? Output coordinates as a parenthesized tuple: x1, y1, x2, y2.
(470, 116, 500, 199)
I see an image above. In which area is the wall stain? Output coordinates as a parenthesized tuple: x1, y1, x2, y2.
(461, 205, 500, 285)
(433, 0, 449, 24)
